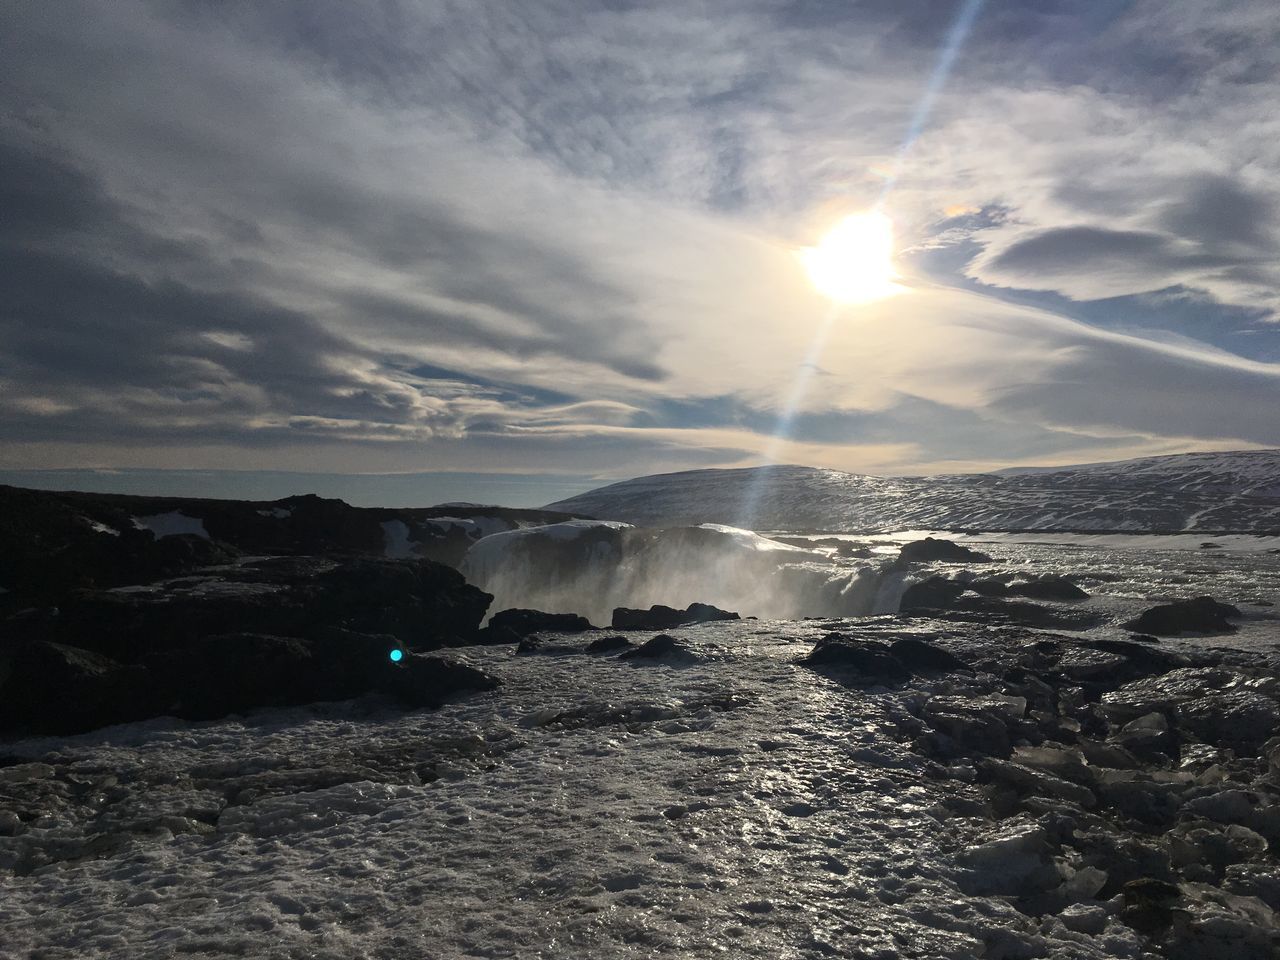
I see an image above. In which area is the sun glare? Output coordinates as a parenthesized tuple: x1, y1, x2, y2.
(800, 211, 903, 304)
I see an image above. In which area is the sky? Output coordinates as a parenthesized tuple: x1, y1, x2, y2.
(2, 1, 1279, 506)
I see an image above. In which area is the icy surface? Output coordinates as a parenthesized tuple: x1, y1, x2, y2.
(697, 523, 808, 552)
(547, 450, 1280, 533)
(0, 622, 1172, 959)
(131, 511, 210, 540)
(380, 519, 414, 559)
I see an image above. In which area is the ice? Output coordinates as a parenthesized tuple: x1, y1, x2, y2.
(694, 522, 808, 552)
(131, 511, 209, 540)
(425, 515, 512, 539)
(1, 620, 1176, 960)
(380, 518, 414, 558)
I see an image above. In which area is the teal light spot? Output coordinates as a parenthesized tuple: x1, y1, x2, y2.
(389, 649, 404, 663)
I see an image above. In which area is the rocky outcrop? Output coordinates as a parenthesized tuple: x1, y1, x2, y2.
(897, 537, 992, 564)
(1123, 596, 1243, 636)
(481, 608, 595, 644)
(0, 630, 498, 735)
(0, 555, 497, 735)
(611, 603, 740, 630)
(0, 483, 575, 600)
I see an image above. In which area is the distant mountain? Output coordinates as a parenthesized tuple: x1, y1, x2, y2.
(545, 449, 1280, 533)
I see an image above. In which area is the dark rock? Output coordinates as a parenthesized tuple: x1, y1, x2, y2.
(802, 635, 909, 681)
(898, 576, 966, 611)
(946, 595, 1103, 631)
(611, 603, 739, 630)
(612, 604, 687, 630)
(619, 634, 683, 660)
(488, 608, 594, 637)
(684, 602, 741, 624)
(142, 633, 324, 720)
(1179, 690, 1280, 751)
(968, 578, 1011, 597)
(0, 641, 150, 735)
(514, 636, 578, 656)
(1123, 596, 1242, 636)
(887, 637, 971, 674)
(24, 556, 492, 661)
(0, 629, 500, 735)
(379, 653, 499, 709)
(897, 537, 991, 564)
(585, 635, 632, 654)
(1120, 877, 1182, 933)
(1005, 576, 1089, 601)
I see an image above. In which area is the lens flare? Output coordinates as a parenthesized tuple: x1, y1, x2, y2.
(799, 211, 902, 304)
(388, 648, 404, 663)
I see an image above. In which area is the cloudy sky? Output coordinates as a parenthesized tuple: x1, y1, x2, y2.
(3, 1, 1278, 504)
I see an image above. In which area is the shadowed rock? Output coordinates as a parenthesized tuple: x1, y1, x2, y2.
(585, 635, 632, 654)
(899, 576, 967, 611)
(1123, 596, 1242, 636)
(802, 635, 910, 682)
(611, 603, 739, 630)
(487, 608, 594, 640)
(618, 634, 684, 660)
(0, 630, 499, 735)
(897, 537, 991, 564)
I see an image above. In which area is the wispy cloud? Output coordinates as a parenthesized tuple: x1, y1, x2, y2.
(1, 0, 1278, 486)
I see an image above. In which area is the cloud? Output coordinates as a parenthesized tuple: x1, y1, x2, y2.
(1, 0, 1279, 486)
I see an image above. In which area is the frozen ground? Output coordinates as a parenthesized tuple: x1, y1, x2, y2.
(0, 622, 1159, 960)
(2, 537, 1279, 959)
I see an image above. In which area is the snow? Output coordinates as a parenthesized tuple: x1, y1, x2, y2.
(0, 623, 1152, 959)
(85, 519, 121, 537)
(424, 515, 512, 539)
(464, 520, 632, 575)
(380, 519, 415, 558)
(696, 523, 807, 553)
(131, 512, 209, 540)
(3, 538, 1279, 957)
(546, 450, 1280, 534)
(257, 507, 292, 519)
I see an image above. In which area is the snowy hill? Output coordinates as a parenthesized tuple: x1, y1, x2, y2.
(546, 450, 1280, 533)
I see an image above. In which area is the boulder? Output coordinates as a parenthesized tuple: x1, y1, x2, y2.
(887, 637, 971, 674)
(898, 576, 966, 611)
(585, 635, 632, 654)
(1005, 576, 1089, 601)
(0, 641, 150, 735)
(378, 652, 499, 709)
(802, 636, 910, 682)
(897, 537, 991, 564)
(1123, 596, 1242, 636)
(487, 608, 594, 637)
(611, 603, 739, 630)
(618, 634, 684, 660)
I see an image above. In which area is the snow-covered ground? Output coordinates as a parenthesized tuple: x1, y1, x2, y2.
(3, 538, 1279, 958)
(0, 622, 1165, 960)
(546, 449, 1280, 533)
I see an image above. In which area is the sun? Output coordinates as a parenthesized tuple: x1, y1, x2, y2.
(799, 210, 903, 304)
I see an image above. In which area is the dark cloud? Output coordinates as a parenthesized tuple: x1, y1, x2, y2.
(1158, 174, 1276, 249)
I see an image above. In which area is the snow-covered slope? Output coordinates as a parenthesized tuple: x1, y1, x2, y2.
(546, 450, 1280, 533)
